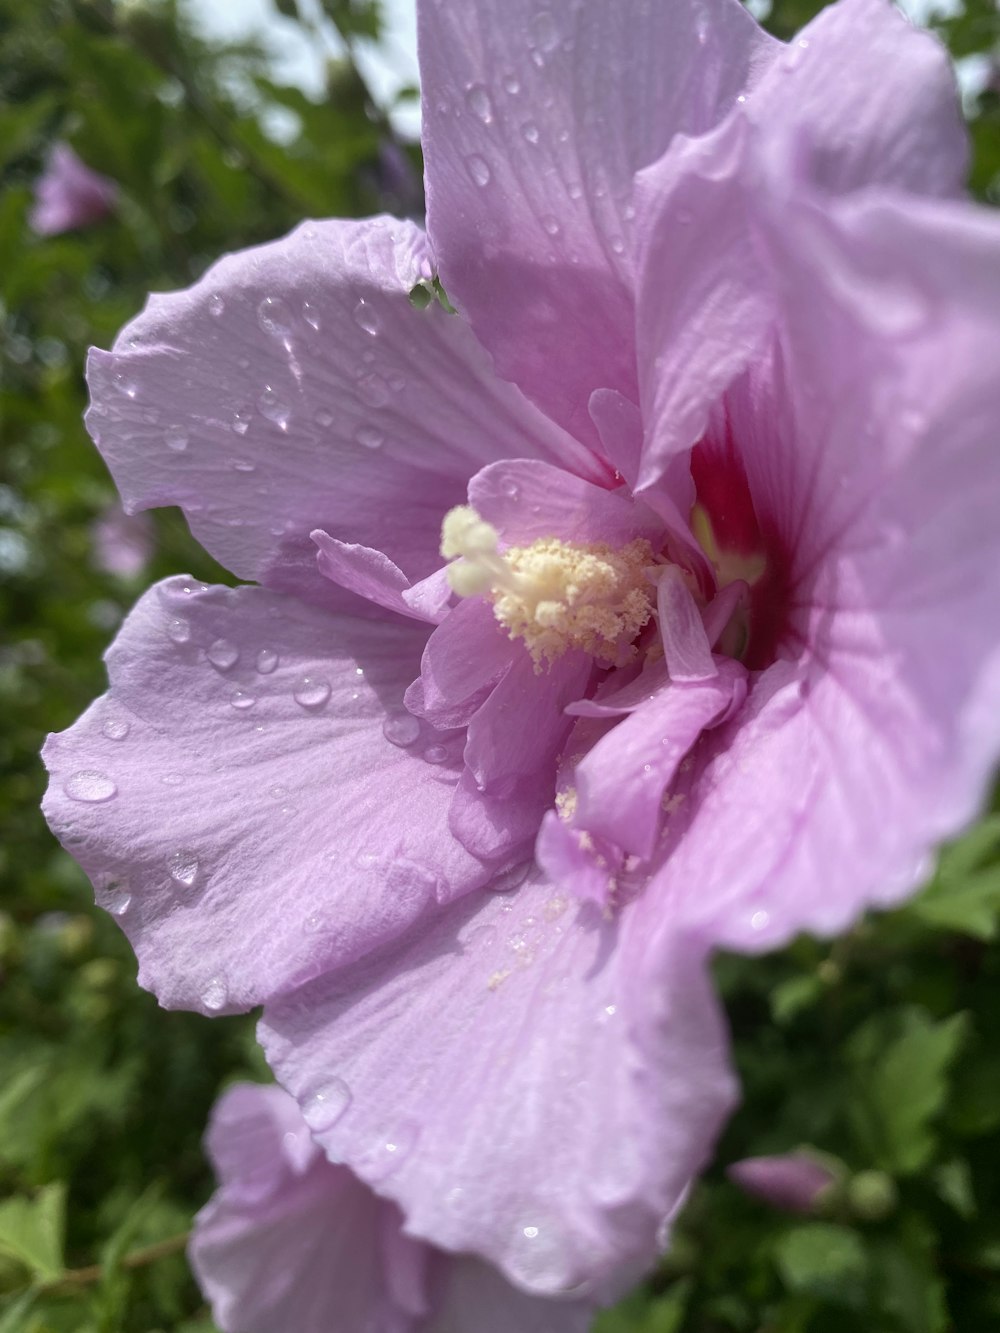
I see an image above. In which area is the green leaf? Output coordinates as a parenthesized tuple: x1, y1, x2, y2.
(0, 1183, 66, 1282)
(774, 1223, 868, 1304)
(848, 1009, 970, 1173)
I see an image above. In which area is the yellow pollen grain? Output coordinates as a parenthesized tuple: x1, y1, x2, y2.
(441, 505, 656, 669)
(555, 787, 578, 821)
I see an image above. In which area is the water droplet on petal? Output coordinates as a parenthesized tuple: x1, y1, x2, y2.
(529, 10, 559, 51)
(503, 73, 521, 94)
(256, 648, 278, 674)
(355, 425, 384, 450)
(207, 638, 239, 671)
(362, 1121, 419, 1180)
(750, 909, 770, 931)
(522, 122, 540, 145)
(102, 717, 131, 741)
(357, 372, 389, 407)
(208, 293, 225, 317)
(465, 154, 492, 187)
(257, 388, 291, 429)
(113, 371, 138, 399)
(231, 458, 256, 473)
(165, 425, 189, 452)
(353, 299, 381, 336)
(294, 675, 331, 710)
(423, 744, 450, 764)
(231, 408, 252, 436)
(166, 617, 190, 644)
(382, 713, 421, 747)
(167, 849, 200, 887)
(201, 977, 227, 1011)
(465, 83, 493, 122)
(302, 1078, 352, 1132)
(301, 300, 321, 330)
(257, 295, 294, 336)
(230, 688, 256, 710)
(65, 770, 117, 803)
(314, 407, 334, 428)
(490, 863, 530, 893)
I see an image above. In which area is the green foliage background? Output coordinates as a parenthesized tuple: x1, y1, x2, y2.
(1, 0, 998, 1328)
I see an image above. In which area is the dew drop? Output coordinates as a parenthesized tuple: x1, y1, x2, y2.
(363, 1121, 419, 1180)
(490, 863, 530, 893)
(102, 717, 131, 741)
(257, 387, 291, 429)
(353, 299, 381, 336)
(355, 425, 384, 450)
(465, 154, 492, 187)
(502, 72, 521, 94)
(257, 295, 294, 337)
(357, 372, 389, 408)
(500, 478, 519, 498)
(113, 371, 138, 399)
(302, 1078, 352, 1132)
(201, 977, 228, 1011)
(255, 647, 278, 674)
(521, 121, 540, 145)
(465, 83, 494, 123)
(167, 849, 200, 887)
(165, 425, 189, 452)
(301, 300, 321, 331)
(230, 688, 256, 710)
(314, 407, 334, 428)
(231, 458, 256, 473)
(231, 409, 252, 436)
(167, 616, 191, 644)
(294, 675, 331, 710)
(750, 909, 770, 932)
(423, 744, 450, 764)
(161, 773, 183, 787)
(541, 215, 560, 236)
(208, 293, 226, 317)
(383, 713, 421, 747)
(206, 637, 239, 671)
(107, 890, 132, 917)
(65, 770, 117, 803)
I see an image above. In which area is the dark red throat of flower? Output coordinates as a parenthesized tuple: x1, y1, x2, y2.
(690, 430, 792, 672)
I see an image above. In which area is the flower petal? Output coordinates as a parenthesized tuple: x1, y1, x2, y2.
(192, 1082, 594, 1333)
(86, 217, 592, 612)
(659, 190, 1000, 950)
(261, 870, 736, 1299)
(312, 530, 450, 624)
(419, 0, 777, 447)
(42, 578, 497, 1012)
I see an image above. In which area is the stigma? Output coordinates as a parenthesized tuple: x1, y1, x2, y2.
(441, 506, 655, 668)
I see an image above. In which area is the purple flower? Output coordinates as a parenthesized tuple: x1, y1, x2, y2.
(29, 143, 118, 237)
(92, 504, 154, 579)
(191, 1082, 592, 1332)
(42, 0, 1000, 1303)
(727, 1154, 836, 1214)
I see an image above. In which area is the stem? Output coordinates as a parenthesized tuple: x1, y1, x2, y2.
(39, 1232, 190, 1294)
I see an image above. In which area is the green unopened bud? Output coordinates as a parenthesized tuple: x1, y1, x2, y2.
(848, 1170, 898, 1221)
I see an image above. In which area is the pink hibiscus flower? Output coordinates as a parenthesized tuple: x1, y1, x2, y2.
(29, 142, 118, 237)
(192, 1082, 592, 1331)
(43, 0, 1000, 1303)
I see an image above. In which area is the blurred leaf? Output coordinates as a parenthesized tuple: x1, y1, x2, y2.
(774, 1223, 868, 1302)
(848, 1009, 969, 1173)
(0, 1183, 66, 1282)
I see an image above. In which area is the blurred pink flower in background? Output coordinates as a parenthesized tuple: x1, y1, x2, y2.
(29, 142, 118, 237)
(42, 0, 1000, 1311)
(727, 1154, 836, 1214)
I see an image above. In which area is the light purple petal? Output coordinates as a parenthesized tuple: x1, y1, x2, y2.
(86, 217, 594, 613)
(42, 579, 498, 1012)
(261, 869, 736, 1299)
(419, 0, 777, 447)
(92, 505, 154, 579)
(468, 459, 659, 546)
(191, 1083, 422, 1333)
(633, 0, 967, 490)
(406, 598, 516, 730)
(312, 530, 449, 624)
(192, 1082, 594, 1333)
